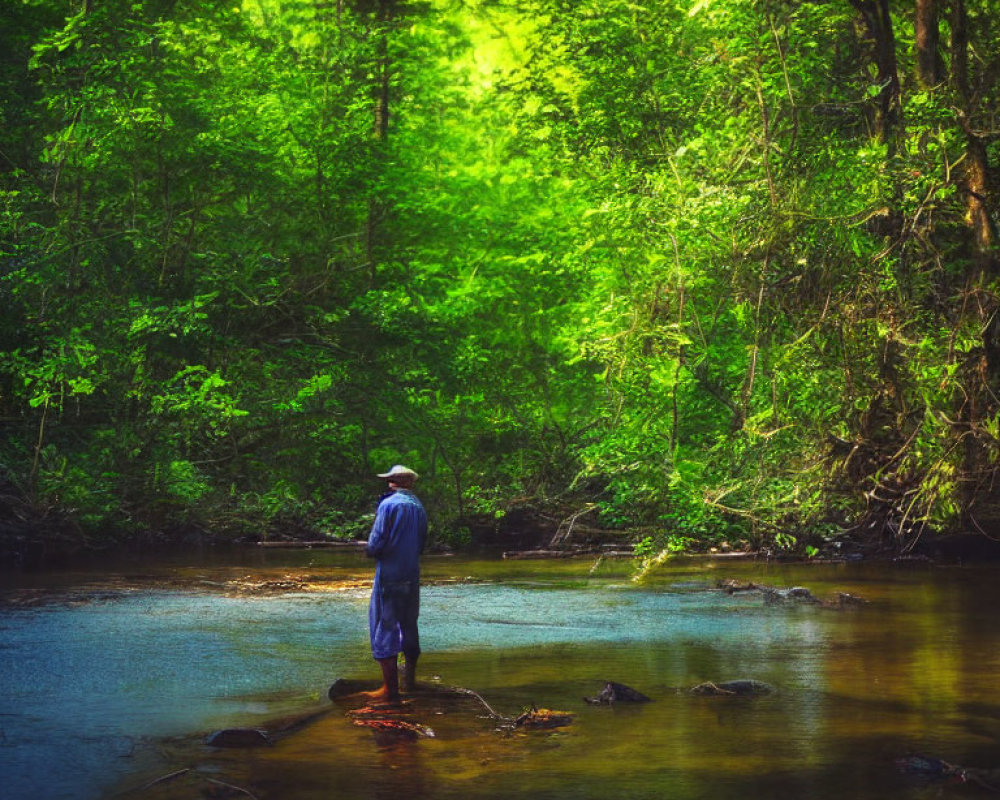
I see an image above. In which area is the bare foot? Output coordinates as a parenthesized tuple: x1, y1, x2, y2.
(361, 686, 401, 704)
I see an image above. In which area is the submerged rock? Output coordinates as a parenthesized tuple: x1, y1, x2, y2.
(762, 586, 818, 604)
(717, 579, 761, 594)
(584, 681, 651, 705)
(718, 579, 868, 609)
(205, 728, 272, 748)
(895, 754, 958, 777)
(827, 591, 869, 608)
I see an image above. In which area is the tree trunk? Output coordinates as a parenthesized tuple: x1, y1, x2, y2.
(948, 0, 1000, 527)
(849, 0, 901, 144)
(914, 0, 943, 88)
(948, 0, 969, 98)
(365, 0, 393, 286)
(964, 136, 994, 255)
(949, 0, 996, 263)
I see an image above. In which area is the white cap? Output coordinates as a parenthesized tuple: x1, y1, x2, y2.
(376, 464, 419, 480)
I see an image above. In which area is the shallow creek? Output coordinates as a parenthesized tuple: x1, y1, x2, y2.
(2, 551, 1000, 799)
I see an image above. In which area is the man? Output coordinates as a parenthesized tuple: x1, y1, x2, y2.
(363, 464, 427, 702)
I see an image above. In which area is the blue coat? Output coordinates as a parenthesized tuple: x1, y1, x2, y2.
(366, 489, 427, 659)
(365, 489, 427, 582)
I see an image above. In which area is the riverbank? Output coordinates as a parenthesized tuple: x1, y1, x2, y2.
(6, 491, 1000, 570)
(4, 534, 1000, 614)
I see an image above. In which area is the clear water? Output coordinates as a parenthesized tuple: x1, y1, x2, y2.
(2, 553, 999, 799)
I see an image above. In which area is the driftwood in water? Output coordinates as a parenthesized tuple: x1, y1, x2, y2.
(689, 679, 773, 696)
(503, 548, 599, 559)
(896, 755, 1000, 792)
(329, 677, 577, 736)
(122, 768, 260, 798)
(132, 768, 191, 792)
(513, 705, 575, 729)
(205, 777, 262, 799)
(347, 703, 437, 739)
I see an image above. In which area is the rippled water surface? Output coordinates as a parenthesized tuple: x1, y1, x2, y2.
(3, 551, 1000, 799)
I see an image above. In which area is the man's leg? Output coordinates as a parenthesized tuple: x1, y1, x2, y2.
(400, 650, 418, 692)
(366, 582, 402, 702)
(363, 656, 400, 702)
(400, 583, 420, 692)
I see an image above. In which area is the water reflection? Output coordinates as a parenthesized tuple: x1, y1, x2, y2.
(2, 556, 1000, 799)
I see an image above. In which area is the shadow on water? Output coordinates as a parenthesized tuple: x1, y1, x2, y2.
(3, 551, 1000, 799)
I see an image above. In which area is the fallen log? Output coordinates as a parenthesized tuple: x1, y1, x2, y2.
(689, 680, 773, 696)
(514, 705, 575, 729)
(257, 541, 367, 548)
(503, 548, 599, 559)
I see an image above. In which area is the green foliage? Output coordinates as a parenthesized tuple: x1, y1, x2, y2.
(632, 536, 654, 557)
(1, 0, 998, 556)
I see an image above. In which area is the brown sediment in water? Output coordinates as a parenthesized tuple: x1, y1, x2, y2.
(117, 681, 556, 800)
(0, 566, 376, 606)
(0, 558, 504, 605)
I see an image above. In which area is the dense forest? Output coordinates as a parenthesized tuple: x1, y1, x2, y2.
(1, 0, 998, 560)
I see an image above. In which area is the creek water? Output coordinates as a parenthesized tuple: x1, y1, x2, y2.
(2, 550, 999, 800)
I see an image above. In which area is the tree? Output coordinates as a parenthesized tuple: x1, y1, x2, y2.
(2, 0, 999, 558)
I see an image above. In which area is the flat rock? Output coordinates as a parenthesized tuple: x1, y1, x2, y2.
(205, 728, 272, 748)
(328, 678, 381, 699)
